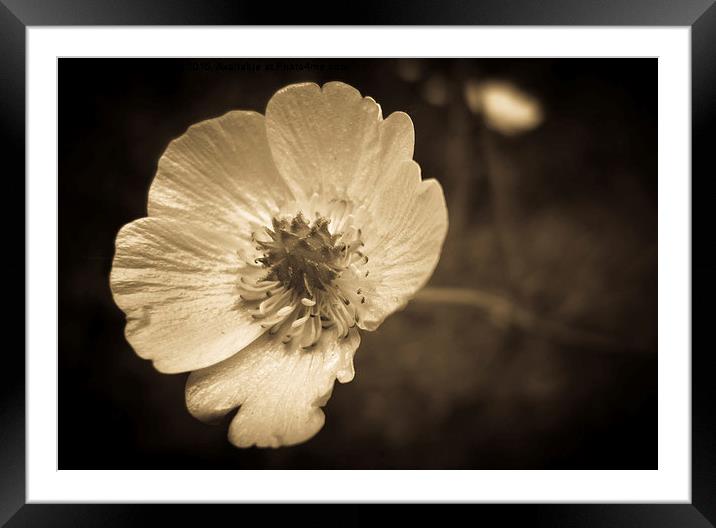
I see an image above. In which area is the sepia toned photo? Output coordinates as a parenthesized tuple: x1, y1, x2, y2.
(59, 58, 656, 470)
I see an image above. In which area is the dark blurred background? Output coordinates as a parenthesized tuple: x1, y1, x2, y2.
(59, 58, 656, 469)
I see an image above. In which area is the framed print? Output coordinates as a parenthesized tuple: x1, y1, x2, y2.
(3, 0, 714, 525)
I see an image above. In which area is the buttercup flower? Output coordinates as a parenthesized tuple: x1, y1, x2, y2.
(464, 80, 543, 136)
(110, 82, 448, 448)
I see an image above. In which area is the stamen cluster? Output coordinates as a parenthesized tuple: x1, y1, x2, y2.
(237, 212, 369, 349)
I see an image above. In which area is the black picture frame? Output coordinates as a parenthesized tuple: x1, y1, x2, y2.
(2, 1, 713, 525)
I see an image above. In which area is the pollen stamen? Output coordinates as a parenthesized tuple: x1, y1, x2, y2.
(238, 208, 369, 349)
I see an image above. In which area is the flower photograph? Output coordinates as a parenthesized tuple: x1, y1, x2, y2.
(59, 58, 656, 469)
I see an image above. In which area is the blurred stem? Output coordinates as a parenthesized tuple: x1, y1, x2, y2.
(479, 126, 524, 300)
(414, 287, 646, 353)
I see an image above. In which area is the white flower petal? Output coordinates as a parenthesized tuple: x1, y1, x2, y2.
(148, 111, 293, 232)
(185, 329, 360, 448)
(356, 110, 415, 204)
(265, 82, 383, 200)
(358, 160, 449, 330)
(110, 217, 265, 373)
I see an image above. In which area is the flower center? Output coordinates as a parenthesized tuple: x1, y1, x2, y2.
(236, 210, 369, 349)
(255, 213, 346, 296)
